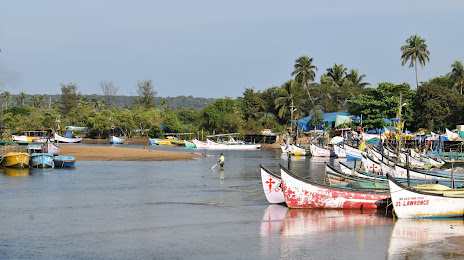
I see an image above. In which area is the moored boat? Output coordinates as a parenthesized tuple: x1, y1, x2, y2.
(184, 140, 196, 148)
(42, 141, 60, 155)
(260, 165, 285, 204)
(387, 173, 464, 218)
(1, 152, 31, 168)
(54, 132, 82, 143)
(54, 156, 76, 168)
(280, 165, 390, 209)
(309, 143, 335, 157)
(108, 135, 125, 144)
(30, 153, 54, 168)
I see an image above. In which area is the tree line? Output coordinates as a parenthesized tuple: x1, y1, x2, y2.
(1, 34, 464, 140)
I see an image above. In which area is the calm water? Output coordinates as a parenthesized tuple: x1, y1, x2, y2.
(1, 145, 463, 259)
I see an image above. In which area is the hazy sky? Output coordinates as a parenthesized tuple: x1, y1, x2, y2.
(1, 1, 463, 98)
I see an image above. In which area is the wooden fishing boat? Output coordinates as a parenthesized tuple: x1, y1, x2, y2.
(388, 174, 464, 218)
(280, 165, 390, 209)
(341, 161, 464, 188)
(325, 163, 389, 188)
(345, 144, 362, 160)
(280, 143, 291, 153)
(108, 135, 125, 144)
(26, 144, 42, 154)
(30, 153, 54, 168)
(54, 156, 76, 168)
(42, 141, 60, 155)
(361, 154, 383, 175)
(54, 132, 82, 143)
(191, 139, 209, 149)
(260, 165, 285, 204)
(309, 143, 335, 157)
(290, 144, 309, 156)
(184, 140, 196, 148)
(334, 144, 346, 158)
(168, 138, 186, 146)
(1, 152, 31, 168)
(205, 139, 261, 150)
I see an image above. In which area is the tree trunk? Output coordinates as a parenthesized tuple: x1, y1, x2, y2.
(415, 59, 419, 88)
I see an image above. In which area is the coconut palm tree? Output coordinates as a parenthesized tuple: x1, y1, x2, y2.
(291, 56, 318, 105)
(16, 91, 27, 106)
(345, 69, 370, 88)
(1, 91, 12, 109)
(37, 95, 45, 109)
(274, 80, 302, 119)
(450, 60, 464, 94)
(401, 34, 430, 87)
(326, 64, 347, 87)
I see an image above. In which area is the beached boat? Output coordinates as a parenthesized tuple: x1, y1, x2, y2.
(0, 152, 31, 168)
(205, 139, 261, 150)
(54, 156, 76, 168)
(30, 153, 54, 168)
(280, 143, 291, 153)
(309, 143, 335, 157)
(54, 132, 82, 143)
(11, 135, 33, 142)
(388, 173, 464, 218)
(26, 144, 42, 154)
(42, 141, 60, 155)
(167, 138, 185, 146)
(260, 165, 285, 204)
(108, 135, 125, 144)
(280, 165, 390, 209)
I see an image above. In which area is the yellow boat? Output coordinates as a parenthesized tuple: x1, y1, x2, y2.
(1, 152, 31, 168)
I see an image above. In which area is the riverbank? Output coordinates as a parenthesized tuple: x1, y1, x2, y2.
(59, 145, 204, 161)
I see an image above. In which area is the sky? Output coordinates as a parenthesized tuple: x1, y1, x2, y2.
(0, 1, 463, 98)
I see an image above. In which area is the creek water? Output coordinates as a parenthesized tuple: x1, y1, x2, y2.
(0, 145, 462, 259)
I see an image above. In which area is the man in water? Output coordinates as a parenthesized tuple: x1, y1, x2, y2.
(218, 153, 225, 170)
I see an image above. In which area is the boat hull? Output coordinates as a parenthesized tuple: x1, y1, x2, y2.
(30, 153, 54, 168)
(1, 152, 31, 168)
(42, 142, 60, 155)
(280, 166, 389, 209)
(108, 136, 125, 144)
(54, 133, 82, 143)
(260, 165, 285, 204)
(54, 156, 76, 168)
(388, 174, 464, 218)
(310, 144, 335, 157)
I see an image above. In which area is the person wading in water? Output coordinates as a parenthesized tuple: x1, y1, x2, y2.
(218, 153, 225, 170)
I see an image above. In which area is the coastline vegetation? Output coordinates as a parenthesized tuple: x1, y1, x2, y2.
(1, 35, 464, 140)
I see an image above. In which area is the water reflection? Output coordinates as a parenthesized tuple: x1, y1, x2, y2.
(388, 219, 464, 259)
(2, 168, 30, 177)
(260, 205, 393, 259)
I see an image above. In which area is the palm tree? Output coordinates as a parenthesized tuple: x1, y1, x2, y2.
(401, 34, 430, 87)
(16, 92, 27, 105)
(345, 69, 370, 88)
(2, 91, 12, 109)
(37, 95, 45, 109)
(274, 80, 302, 119)
(92, 96, 100, 110)
(30, 96, 38, 108)
(160, 98, 167, 111)
(291, 56, 318, 105)
(326, 64, 347, 87)
(450, 60, 464, 94)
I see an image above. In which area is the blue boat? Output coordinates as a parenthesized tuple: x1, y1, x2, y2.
(30, 153, 54, 168)
(54, 156, 76, 168)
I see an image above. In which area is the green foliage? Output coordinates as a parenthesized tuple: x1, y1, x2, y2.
(60, 83, 80, 114)
(412, 81, 464, 131)
(310, 111, 324, 130)
(400, 34, 430, 87)
(135, 80, 157, 109)
(148, 125, 163, 138)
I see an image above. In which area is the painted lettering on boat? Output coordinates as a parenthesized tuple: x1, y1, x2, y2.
(395, 196, 429, 206)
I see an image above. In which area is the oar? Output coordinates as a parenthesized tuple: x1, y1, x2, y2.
(211, 163, 218, 169)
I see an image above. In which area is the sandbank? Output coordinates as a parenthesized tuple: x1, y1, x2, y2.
(59, 145, 203, 161)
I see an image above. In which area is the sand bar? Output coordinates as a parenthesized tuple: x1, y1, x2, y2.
(59, 145, 203, 161)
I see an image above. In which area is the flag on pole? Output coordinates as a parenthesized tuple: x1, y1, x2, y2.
(396, 121, 405, 130)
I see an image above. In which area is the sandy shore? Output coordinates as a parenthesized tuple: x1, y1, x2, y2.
(59, 145, 204, 161)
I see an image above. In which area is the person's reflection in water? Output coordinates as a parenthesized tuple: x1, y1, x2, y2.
(219, 170, 224, 180)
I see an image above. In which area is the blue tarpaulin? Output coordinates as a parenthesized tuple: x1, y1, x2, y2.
(297, 112, 350, 133)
